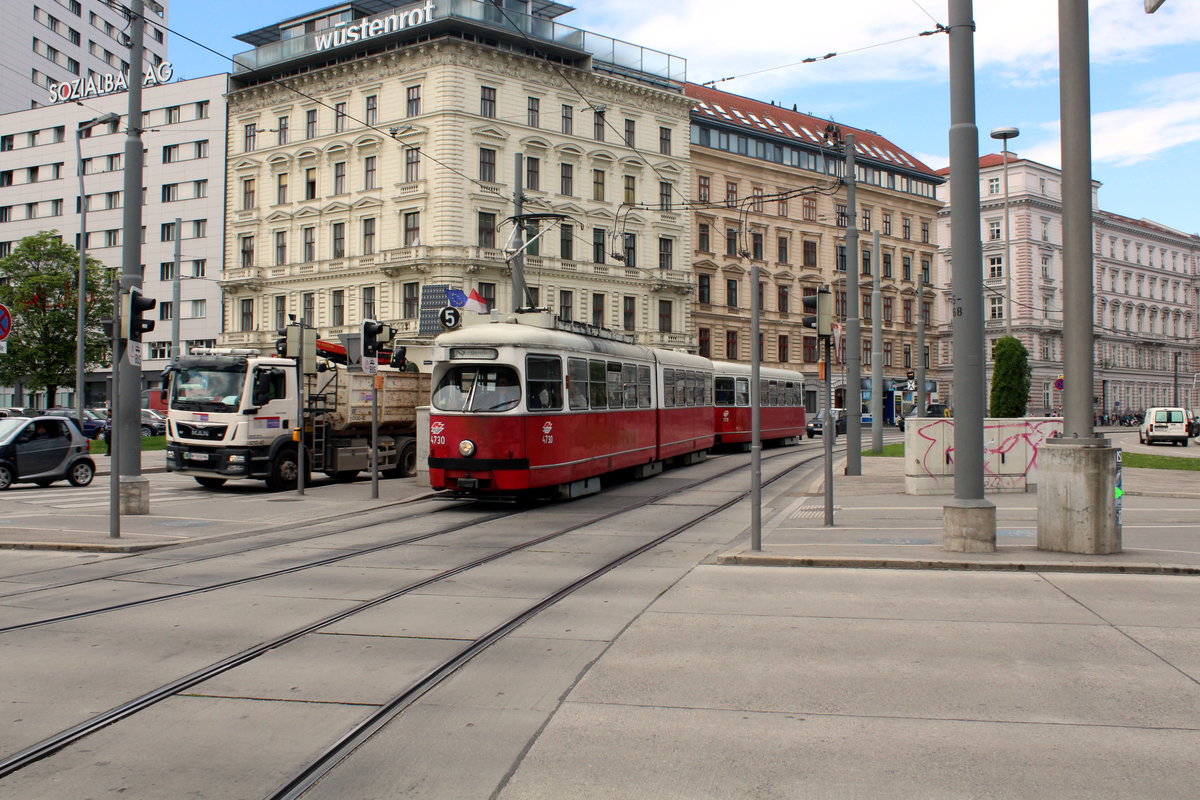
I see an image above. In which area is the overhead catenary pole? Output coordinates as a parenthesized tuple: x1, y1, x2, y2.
(871, 230, 883, 453)
(109, 272, 121, 539)
(171, 217, 181, 362)
(117, 0, 149, 513)
(823, 335, 834, 526)
(749, 261, 762, 550)
(511, 153, 529, 312)
(917, 269, 927, 416)
(74, 126, 91, 424)
(943, 0, 996, 551)
(844, 134, 862, 475)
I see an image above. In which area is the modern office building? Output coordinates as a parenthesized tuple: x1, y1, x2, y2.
(220, 0, 695, 354)
(1, 0, 170, 114)
(936, 154, 1199, 415)
(686, 83, 944, 416)
(0, 73, 229, 408)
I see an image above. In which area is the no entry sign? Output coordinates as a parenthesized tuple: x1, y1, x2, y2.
(0, 303, 11, 341)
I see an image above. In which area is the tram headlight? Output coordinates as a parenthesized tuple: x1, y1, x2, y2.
(458, 439, 477, 457)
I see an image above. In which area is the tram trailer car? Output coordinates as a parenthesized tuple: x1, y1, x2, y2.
(711, 361, 807, 450)
(428, 316, 715, 500)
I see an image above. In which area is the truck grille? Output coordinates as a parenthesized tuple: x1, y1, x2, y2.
(176, 422, 229, 441)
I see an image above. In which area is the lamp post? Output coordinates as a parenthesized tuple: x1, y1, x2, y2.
(990, 126, 1019, 339)
(75, 112, 121, 424)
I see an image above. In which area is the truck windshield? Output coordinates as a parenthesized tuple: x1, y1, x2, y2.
(433, 365, 520, 412)
(170, 366, 247, 412)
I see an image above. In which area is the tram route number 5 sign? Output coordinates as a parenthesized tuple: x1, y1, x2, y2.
(438, 306, 462, 330)
(0, 303, 11, 354)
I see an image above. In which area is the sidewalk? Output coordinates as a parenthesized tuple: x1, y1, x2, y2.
(717, 454, 1200, 574)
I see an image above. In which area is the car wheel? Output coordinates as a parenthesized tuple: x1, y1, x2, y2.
(140, 425, 153, 437)
(67, 460, 95, 487)
(0, 465, 13, 490)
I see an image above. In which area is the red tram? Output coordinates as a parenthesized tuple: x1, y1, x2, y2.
(427, 315, 715, 500)
(711, 361, 807, 449)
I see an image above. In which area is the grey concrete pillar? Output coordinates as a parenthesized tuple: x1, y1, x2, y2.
(1037, 439, 1121, 554)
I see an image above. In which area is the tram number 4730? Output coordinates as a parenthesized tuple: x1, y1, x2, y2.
(541, 421, 554, 445)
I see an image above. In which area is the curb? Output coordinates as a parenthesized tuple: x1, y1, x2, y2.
(715, 553, 1200, 575)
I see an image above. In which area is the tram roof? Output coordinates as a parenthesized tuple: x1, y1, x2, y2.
(710, 361, 808, 382)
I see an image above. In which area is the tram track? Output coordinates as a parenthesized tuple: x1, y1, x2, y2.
(0, 443, 827, 785)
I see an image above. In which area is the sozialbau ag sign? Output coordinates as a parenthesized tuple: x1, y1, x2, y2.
(49, 62, 174, 105)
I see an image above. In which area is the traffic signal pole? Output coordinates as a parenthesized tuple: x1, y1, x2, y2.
(117, 0, 149, 514)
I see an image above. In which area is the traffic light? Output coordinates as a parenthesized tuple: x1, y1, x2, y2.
(802, 288, 833, 338)
(361, 319, 386, 358)
(120, 286, 156, 342)
(276, 325, 301, 358)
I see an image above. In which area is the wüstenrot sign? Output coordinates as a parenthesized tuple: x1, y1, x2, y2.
(314, 2, 437, 52)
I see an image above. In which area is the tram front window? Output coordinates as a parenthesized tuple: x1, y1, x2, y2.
(433, 365, 521, 412)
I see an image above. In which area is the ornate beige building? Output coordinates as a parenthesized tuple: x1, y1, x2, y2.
(220, 0, 694, 353)
(686, 84, 944, 416)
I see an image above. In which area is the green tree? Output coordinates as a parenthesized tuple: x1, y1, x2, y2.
(0, 231, 114, 404)
(989, 335, 1032, 417)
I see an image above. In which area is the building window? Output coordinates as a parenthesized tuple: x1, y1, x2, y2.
(364, 156, 377, 189)
(526, 96, 540, 127)
(362, 217, 376, 255)
(404, 212, 421, 246)
(331, 222, 345, 259)
(904, 343, 912, 368)
(561, 104, 573, 134)
(883, 341, 893, 367)
(778, 284, 789, 313)
(921, 221, 930, 243)
(361, 286, 376, 320)
(803, 336, 818, 363)
(988, 219, 1002, 240)
(240, 299, 254, 331)
(243, 123, 257, 152)
(299, 292, 313, 327)
(480, 148, 496, 182)
(480, 86, 496, 118)
(883, 296, 893, 322)
(726, 228, 738, 257)
(477, 212, 496, 248)
(803, 197, 817, 221)
(778, 238, 790, 263)
(659, 181, 672, 210)
(883, 213, 892, 235)
(405, 148, 421, 182)
(726, 181, 738, 206)
(836, 204, 848, 227)
(192, 260, 206, 278)
(558, 290, 574, 321)
(623, 296, 636, 330)
(658, 237, 673, 270)
(240, 235, 254, 267)
(751, 232, 764, 261)
(407, 85, 421, 116)
(479, 282, 496, 311)
(698, 224, 711, 252)
(273, 295, 287, 330)
(698, 175, 710, 203)
(623, 175, 636, 204)
(592, 228, 606, 263)
(304, 168, 317, 200)
(592, 169, 605, 201)
(365, 95, 378, 126)
(591, 293, 605, 327)
(659, 126, 671, 155)
(593, 109, 605, 140)
(803, 240, 818, 268)
(726, 330, 738, 360)
(303, 226, 315, 261)
(333, 161, 346, 194)
(274, 230, 287, 265)
(988, 177, 1000, 194)
(403, 282, 419, 318)
(698, 327, 710, 358)
(698, 274, 711, 304)
(902, 218, 911, 240)
(276, 173, 288, 204)
(902, 256, 912, 281)
(726, 278, 739, 308)
(560, 224, 573, 260)
(526, 157, 540, 191)
(560, 163, 574, 195)
(306, 109, 317, 139)
(241, 178, 255, 209)
(623, 118, 636, 146)
(988, 256, 1004, 279)
(622, 233, 637, 267)
(778, 335, 789, 363)
(989, 295, 1004, 319)
(658, 300, 672, 333)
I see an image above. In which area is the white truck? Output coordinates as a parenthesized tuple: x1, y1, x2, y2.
(164, 348, 429, 490)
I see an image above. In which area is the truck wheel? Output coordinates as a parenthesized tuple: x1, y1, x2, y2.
(397, 441, 417, 478)
(328, 470, 360, 481)
(195, 477, 227, 488)
(266, 447, 300, 491)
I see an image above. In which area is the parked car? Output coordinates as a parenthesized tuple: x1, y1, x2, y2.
(1139, 407, 1190, 447)
(897, 404, 953, 432)
(806, 408, 846, 439)
(140, 408, 167, 437)
(45, 407, 108, 439)
(0, 415, 96, 489)
(1186, 409, 1200, 438)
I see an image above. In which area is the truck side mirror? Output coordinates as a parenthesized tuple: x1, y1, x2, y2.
(389, 346, 408, 368)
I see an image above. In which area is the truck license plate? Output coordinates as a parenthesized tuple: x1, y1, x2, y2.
(185, 452, 209, 461)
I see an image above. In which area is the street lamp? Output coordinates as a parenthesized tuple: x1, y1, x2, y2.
(990, 126, 1019, 338)
(75, 112, 121, 424)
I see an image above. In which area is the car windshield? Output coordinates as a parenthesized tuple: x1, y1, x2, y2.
(0, 418, 27, 443)
(170, 367, 247, 412)
(433, 365, 521, 412)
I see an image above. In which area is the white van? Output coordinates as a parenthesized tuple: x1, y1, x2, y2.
(1139, 407, 1190, 446)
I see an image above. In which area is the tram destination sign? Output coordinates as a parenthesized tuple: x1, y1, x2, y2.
(49, 62, 174, 105)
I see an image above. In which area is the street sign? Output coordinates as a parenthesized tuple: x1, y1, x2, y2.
(438, 306, 462, 330)
(0, 303, 11, 341)
(1054, 377, 1064, 391)
(362, 355, 378, 375)
(906, 380, 917, 391)
(128, 339, 142, 366)
(0, 341, 7, 354)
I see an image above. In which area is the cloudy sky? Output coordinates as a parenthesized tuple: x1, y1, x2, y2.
(172, 0, 1200, 233)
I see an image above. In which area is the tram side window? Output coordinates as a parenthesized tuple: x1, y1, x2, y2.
(567, 358, 589, 410)
(735, 378, 750, 407)
(606, 362, 624, 408)
(432, 365, 520, 412)
(662, 369, 675, 408)
(704, 374, 713, 405)
(684, 371, 696, 406)
(622, 363, 637, 408)
(768, 380, 780, 407)
(589, 359, 608, 409)
(785, 382, 798, 406)
(674, 372, 687, 407)
(526, 355, 563, 410)
(637, 365, 652, 407)
(715, 377, 735, 406)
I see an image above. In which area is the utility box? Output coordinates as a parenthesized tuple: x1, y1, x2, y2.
(905, 417, 1063, 495)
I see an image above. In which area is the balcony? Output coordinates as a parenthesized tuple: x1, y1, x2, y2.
(643, 331, 693, 349)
